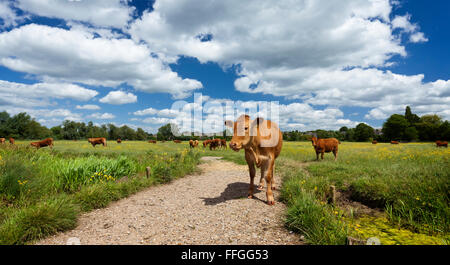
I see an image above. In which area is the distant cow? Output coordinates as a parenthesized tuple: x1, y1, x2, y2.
(88, 137, 107, 147)
(391, 141, 399, 145)
(117, 138, 122, 143)
(30, 138, 53, 149)
(311, 137, 340, 161)
(372, 140, 377, 145)
(189, 140, 199, 148)
(9, 137, 14, 145)
(225, 115, 283, 205)
(203, 139, 212, 148)
(0, 138, 5, 144)
(436, 140, 448, 148)
(173, 140, 182, 144)
(209, 139, 221, 150)
(220, 139, 227, 149)
(148, 140, 157, 144)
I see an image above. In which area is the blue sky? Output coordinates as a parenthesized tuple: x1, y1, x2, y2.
(0, 0, 449, 133)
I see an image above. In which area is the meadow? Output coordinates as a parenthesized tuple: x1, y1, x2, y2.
(0, 140, 448, 245)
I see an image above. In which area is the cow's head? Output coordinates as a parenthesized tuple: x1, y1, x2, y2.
(225, 115, 264, 151)
(311, 137, 318, 147)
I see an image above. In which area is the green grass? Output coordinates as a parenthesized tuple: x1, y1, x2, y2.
(1, 140, 448, 245)
(0, 142, 201, 244)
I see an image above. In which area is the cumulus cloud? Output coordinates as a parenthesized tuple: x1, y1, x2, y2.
(87, 112, 115, 120)
(133, 107, 158, 116)
(99, 91, 137, 105)
(0, 24, 203, 99)
(0, 80, 98, 107)
(15, 0, 133, 28)
(76, 104, 101, 110)
(128, 0, 447, 124)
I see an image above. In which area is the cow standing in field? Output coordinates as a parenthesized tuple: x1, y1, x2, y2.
(117, 138, 122, 143)
(311, 137, 340, 161)
(225, 115, 283, 205)
(30, 138, 53, 149)
(209, 139, 221, 150)
(189, 140, 199, 148)
(203, 139, 211, 148)
(372, 140, 377, 144)
(220, 139, 227, 149)
(436, 140, 448, 148)
(173, 140, 182, 144)
(88, 137, 107, 147)
(0, 138, 5, 144)
(9, 138, 14, 145)
(148, 140, 157, 144)
(391, 141, 399, 145)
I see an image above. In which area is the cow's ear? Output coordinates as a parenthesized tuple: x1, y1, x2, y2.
(251, 117, 264, 128)
(224, 120, 234, 128)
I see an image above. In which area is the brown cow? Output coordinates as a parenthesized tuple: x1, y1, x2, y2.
(30, 138, 53, 149)
(225, 115, 283, 205)
(173, 140, 182, 144)
(391, 141, 399, 145)
(220, 139, 227, 149)
(203, 139, 211, 148)
(436, 140, 448, 148)
(209, 139, 221, 150)
(117, 138, 122, 143)
(88, 137, 107, 147)
(0, 138, 5, 144)
(311, 137, 340, 161)
(372, 140, 377, 145)
(9, 137, 15, 145)
(148, 140, 157, 144)
(189, 140, 199, 148)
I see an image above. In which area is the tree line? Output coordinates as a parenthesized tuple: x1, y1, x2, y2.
(1, 106, 448, 142)
(0, 111, 153, 140)
(282, 106, 450, 142)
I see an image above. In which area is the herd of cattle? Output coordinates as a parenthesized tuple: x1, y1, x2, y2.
(0, 115, 448, 206)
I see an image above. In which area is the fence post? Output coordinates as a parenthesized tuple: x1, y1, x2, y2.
(146, 167, 151, 178)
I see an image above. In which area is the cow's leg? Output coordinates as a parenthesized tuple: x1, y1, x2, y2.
(321, 152, 324, 160)
(333, 150, 338, 161)
(258, 162, 268, 191)
(265, 156, 276, 205)
(245, 151, 256, 199)
(271, 163, 276, 190)
(248, 162, 256, 198)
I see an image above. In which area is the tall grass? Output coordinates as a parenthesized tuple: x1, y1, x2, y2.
(0, 143, 200, 244)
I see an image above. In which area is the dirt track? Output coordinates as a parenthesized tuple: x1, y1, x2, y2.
(37, 157, 303, 245)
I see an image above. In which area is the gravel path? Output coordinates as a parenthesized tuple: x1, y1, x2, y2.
(37, 157, 303, 245)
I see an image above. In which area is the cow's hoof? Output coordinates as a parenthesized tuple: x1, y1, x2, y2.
(248, 194, 253, 199)
(257, 185, 264, 191)
(267, 200, 275, 206)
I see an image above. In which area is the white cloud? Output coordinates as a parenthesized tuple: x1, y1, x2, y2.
(99, 90, 137, 105)
(128, 0, 447, 122)
(87, 112, 115, 120)
(15, 0, 133, 28)
(0, 80, 98, 107)
(76, 104, 101, 110)
(133, 107, 158, 116)
(0, 23, 203, 99)
(0, 1, 27, 28)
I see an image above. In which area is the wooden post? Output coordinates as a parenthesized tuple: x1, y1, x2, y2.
(328, 185, 336, 204)
(146, 167, 151, 178)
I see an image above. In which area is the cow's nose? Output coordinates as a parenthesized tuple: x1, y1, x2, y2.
(229, 142, 236, 148)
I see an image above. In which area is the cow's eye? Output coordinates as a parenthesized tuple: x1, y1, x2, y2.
(245, 127, 248, 131)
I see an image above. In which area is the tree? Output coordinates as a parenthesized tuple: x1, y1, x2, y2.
(136, 128, 147, 140)
(382, 114, 408, 140)
(404, 126, 418, 141)
(157, 123, 175, 140)
(416, 114, 442, 141)
(354, 123, 375, 142)
(405, 106, 420, 125)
